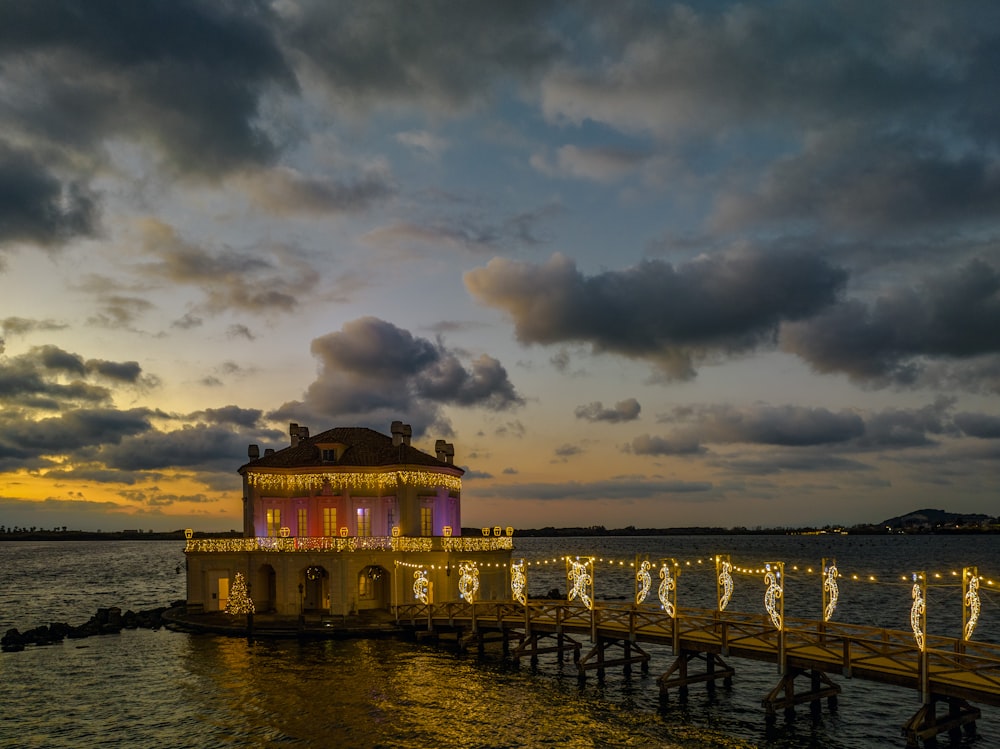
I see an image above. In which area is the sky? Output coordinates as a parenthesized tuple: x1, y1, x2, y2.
(1, 0, 999, 533)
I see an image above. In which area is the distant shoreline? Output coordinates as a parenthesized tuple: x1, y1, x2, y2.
(1, 525, 997, 541)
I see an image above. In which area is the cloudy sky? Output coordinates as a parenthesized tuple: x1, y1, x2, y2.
(2, 0, 999, 532)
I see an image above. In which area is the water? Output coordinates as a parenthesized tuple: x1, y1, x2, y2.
(1, 536, 998, 748)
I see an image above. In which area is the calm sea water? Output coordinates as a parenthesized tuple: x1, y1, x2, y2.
(1, 535, 998, 748)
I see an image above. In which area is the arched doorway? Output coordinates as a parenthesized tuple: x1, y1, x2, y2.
(302, 565, 329, 613)
(357, 565, 390, 611)
(255, 564, 276, 613)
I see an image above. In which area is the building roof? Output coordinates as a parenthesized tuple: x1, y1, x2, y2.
(239, 426, 463, 474)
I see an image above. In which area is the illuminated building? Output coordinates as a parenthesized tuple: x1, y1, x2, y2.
(184, 421, 512, 617)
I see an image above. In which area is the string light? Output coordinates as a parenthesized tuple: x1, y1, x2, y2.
(442, 537, 513, 552)
(246, 469, 462, 494)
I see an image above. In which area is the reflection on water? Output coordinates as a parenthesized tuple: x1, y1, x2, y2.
(1, 536, 998, 748)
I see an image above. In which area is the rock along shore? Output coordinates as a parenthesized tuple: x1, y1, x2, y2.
(1, 601, 186, 652)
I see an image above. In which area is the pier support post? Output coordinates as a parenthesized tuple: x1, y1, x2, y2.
(762, 668, 840, 724)
(658, 651, 735, 702)
(902, 697, 979, 748)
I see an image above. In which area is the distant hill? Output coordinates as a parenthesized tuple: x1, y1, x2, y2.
(880, 508, 993, 529)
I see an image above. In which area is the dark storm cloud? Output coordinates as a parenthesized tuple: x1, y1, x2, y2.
(628, 434, 705, 457)
(575, 398, 641, 423)
(953, 413, 1000, 439)
(0, 145, 99, 247)
(662, 404, 866, 447)
(280, 0, 563, 107)
(1, 317, 68, 336)
(0, 408, 152, 456)
(239, 167, 395, 216)
(84, 359, 143, 383)
(782, 259, 1000, 389)
(0, 0, 295, 177)
(472, 478, 714, 501)
(539, 3, 1000, 239)
(191, 405, 263, 429)
(466, 250, 846, 378)
(137, 219, 320, 313)
(95, 424, 256, 472)
(714, 128, 1000, 232)
(269, 316, 523, 433)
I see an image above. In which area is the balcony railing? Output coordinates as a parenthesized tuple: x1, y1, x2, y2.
(184, 535, 513, 553)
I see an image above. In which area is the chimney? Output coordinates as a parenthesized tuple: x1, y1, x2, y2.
(290, 423, 309, 447)
(444, 442, 455, 465)
(248, 444, 260, 460)
(391, 420, 404, 447)
(401, 423, 412, 446)
(435, 439, 447, 461)
(264, 448, 275, 456)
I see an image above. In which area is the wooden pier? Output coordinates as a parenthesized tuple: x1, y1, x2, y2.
(395, 600, 1000, 747)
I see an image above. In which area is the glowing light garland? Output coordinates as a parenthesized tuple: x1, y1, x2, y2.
(567, 557, 594, 610)
(413, 569, 430, 604)
(246, 469, 462, 494)
(187, 536, 435, 553)
(717, 556, 734, 611)
(964, 567, 981, 641)
(635, 560, 652, 605)
(225, 572, 255, 615)
(442, 537, 513, 552)
(511, 559, 527, 605)
(763, 563, 783, 630)
(658, 562, 677, 617)
(910, 573, 926, 651)
(823, 561, 839, 622)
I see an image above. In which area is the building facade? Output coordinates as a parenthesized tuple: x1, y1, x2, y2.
(184, 421, 513, 616)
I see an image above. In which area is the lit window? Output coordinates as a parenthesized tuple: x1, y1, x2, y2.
(357, 507, 371, 537)
(297, 508, 308, 537)
(323, 507, 336, 537)
(266, 508, 281, 537)
(421, 506, 433, 537)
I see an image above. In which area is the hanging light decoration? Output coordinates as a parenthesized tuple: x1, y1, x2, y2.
(635, 559, 652, 605)
(567, 557, 594, 610)
(458, 561, 480, 603)
(716, 555, 734, 612)
(413, 569, 430, 604)
(910, 572, 926, 651)
(658, 561, 678, 618)
(763, 562, 783, 630)
(823, 558, 839, 622)
(511, 559, 527, 606)
(963, 566, 980, 641)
